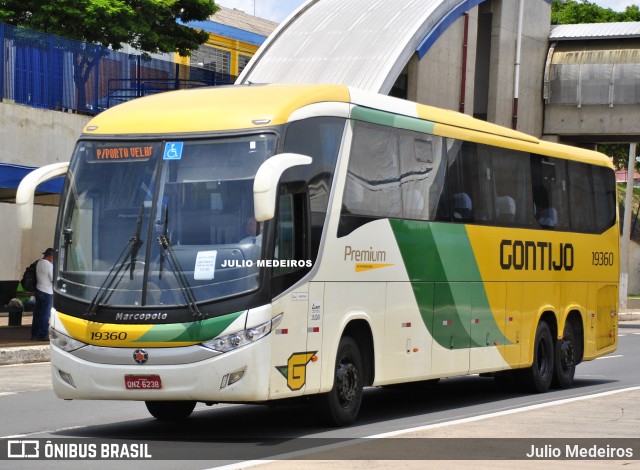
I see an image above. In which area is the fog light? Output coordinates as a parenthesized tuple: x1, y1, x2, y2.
(220, 367, 246, 389)
(228, 369, 245, 385)
(58, 369, 76, 388)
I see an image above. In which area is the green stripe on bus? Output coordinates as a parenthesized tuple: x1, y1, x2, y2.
(351, 106, 435, 134)
(390, 220, 510, 349)
(134, 310, 243, 343)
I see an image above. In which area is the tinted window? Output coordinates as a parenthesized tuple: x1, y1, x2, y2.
(492, 148, 533, 227)
(343, 121, 401, 218)
(341, 121, 447, 222)
(531, 155, 569, 230)
(592, 165, 617, 232)
(283, 117, 345, 259)
(568, 161, 596, 233)
(339, 120, 614, 235)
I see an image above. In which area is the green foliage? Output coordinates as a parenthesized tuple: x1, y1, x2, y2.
(599, 144, 637, 170)
(0, 0, 217, 56)
(551, 0, 640, 24)
(617, 183, 640, 240)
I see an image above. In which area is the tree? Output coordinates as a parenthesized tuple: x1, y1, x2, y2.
(599, 144, 632, 170)
(551, 0, 640, 24)
(0, 0, 218, 109)
(0, 0, 217, 55)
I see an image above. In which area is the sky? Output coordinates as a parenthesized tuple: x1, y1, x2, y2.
(215, 0, 306, 23)
(215, 0, 640, 23)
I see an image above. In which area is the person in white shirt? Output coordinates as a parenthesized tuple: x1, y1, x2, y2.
(32, 248, 54, 341)
(239, 217, 262, 246)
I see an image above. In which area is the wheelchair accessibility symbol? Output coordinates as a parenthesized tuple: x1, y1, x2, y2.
(163, 142, 183, 160)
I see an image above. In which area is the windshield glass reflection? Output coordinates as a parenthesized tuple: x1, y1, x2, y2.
(58, 135, 277, 309)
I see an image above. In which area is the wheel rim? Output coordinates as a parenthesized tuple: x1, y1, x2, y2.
(336, 359, 359, 408)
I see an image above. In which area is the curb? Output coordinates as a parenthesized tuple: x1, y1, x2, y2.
(620, 312, 640, 321)
(0, 344, 50, 366)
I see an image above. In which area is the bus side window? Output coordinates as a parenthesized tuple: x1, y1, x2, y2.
(531, 154, 569, 231)
(568, 161, 596, 233)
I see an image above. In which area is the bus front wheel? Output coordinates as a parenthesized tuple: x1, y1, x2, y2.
(519, 321, 554, 393)
(319, 336, 364, 427)
(145, 400, 196, 420)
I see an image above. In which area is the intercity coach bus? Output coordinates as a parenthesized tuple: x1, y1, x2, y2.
(17, 84, 618, 425)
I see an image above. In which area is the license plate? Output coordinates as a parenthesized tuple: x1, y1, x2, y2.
(125, 375, 162, 390)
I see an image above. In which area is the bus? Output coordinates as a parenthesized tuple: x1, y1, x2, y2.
(17, 84, 619, 426)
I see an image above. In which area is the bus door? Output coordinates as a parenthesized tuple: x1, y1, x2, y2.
(268, 189, 314, 399)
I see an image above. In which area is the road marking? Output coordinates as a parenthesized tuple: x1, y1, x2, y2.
(1, 425, 84, 440)
(0, 362, 49, 369)
(595, 354, 623, 360)
(211, 386, 640, 470)
(372, 386, 640, 437)
(0, 392, 16, 397)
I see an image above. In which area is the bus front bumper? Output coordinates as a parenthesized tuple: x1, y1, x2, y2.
(50, 339, 272, 402)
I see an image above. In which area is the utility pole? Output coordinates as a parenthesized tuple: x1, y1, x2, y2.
(620, 142, 636, 311)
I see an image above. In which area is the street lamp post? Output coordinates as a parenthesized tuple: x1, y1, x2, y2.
(620, 143, 637, 311)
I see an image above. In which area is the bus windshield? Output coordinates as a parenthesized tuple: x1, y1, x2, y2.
(57, 134, 277, 309)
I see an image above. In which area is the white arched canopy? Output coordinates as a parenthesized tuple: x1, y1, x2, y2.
(238, 0, 485, 94)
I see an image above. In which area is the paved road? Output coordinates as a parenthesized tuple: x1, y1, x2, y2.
(0, 322, 638, 469)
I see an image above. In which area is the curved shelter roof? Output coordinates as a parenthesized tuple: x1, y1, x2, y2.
(237, 0, 484, 93)
(549, 22, 640, 41)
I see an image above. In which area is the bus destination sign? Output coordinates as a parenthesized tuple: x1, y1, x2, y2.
(91, 145, 155, 162)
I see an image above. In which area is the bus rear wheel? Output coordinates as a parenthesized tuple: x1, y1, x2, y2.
(318, 336, 364, 427)
(519, 321, 554, 393)
(145, 400, 196, 420)
(552, 321, 576, 389)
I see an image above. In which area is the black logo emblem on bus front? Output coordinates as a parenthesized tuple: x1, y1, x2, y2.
(133, 349, 148, 364)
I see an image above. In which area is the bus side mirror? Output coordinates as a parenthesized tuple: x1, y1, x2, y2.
(253, 153, 312, 222)
(16, 162, 69, 230)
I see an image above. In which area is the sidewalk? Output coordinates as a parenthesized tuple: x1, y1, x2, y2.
(1, 311, 639, 366)
(252, 387, 640, 468)
(0, 312, 50, 365)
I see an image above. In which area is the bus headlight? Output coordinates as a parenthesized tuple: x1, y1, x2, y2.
(202, 313, 283, 353)
(49, 327, 86, 352)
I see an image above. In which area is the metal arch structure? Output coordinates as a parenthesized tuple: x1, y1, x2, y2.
(237, 0, 487, 94)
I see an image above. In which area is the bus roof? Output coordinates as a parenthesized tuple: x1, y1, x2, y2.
(83, 84, 351, 135)
(82, 83, 612, 168)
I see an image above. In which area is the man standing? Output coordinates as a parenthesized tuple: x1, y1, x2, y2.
(32, 248, 54, 341)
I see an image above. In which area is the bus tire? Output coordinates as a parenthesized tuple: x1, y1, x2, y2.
(319, 336, 364, 427)
(145, 400, 196, 420)
(519, 321, 554, 393)
(552, 321, 576, 389)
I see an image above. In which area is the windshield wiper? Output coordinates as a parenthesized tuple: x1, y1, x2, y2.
(157, 206, 204, 319)
(85, 204, 145, 316)
(129, 203, 145, 280)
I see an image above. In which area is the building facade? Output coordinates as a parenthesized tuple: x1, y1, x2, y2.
(177, 6, 277, 79)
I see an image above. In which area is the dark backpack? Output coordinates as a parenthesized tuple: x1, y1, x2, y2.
(20, 260, 39, 292)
